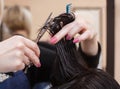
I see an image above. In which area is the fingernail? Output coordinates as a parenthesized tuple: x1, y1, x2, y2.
(50, 37, 57, 44)
(66, 35, 71, 40)
(36, 63, 41, 67)
(73, 38, 79, 43)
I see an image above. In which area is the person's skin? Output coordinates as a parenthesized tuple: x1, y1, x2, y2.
(0, 36, 40, 72)
(49, 13, 98, 56)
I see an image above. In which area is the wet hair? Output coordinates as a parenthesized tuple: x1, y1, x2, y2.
(50, 38, 88, 86)
(46, 13, 88, 86)
(51, 69, 120, 89)
(26, 12, 120, 89)
(42, 13, 120, 88)
(27, 13, 89, 87)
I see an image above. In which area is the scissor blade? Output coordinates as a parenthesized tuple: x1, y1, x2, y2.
(44, 12, 53, 26)
(36, 12, 53, 42)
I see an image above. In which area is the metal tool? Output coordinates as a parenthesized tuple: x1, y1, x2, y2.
(36, 12, 53, 42)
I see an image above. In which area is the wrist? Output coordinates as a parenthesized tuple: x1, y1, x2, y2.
(81, 37, 98, 56)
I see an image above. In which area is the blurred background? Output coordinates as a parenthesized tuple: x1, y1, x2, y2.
(0, 0, 120, 84)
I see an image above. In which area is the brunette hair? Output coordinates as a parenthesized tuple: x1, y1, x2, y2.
(51, 69, 120, 89)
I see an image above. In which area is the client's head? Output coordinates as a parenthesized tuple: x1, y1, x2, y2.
(51, 69, 120, 89)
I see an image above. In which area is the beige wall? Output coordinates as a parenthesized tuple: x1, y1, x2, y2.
(115, 0, 120, 84)
(4, 0, 106, 38)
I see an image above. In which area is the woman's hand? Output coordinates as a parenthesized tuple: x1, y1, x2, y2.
(49, 13, 98, 56)
(0, 36, 40, 73)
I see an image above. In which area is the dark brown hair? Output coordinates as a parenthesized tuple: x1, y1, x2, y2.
(51, 69, 120, 89)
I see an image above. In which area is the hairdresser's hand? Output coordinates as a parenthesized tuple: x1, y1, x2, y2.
(0, 36, 40, 73)
(50, 13, 98, 56)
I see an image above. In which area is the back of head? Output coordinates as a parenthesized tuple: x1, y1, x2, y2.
(3, 5, 32, 37)
(51, 69, 120, 89)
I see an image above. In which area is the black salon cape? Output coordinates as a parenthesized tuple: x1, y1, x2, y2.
(26, 42, 101, 87)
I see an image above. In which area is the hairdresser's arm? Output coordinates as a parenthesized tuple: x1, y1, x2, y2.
(0, 36, 40, 73)
(49, 14, 98, 56)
